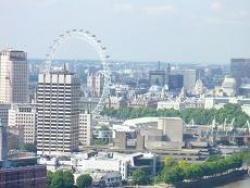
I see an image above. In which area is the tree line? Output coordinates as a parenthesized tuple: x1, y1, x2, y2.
(48, 170, 92, 188)
(102, 104, 250, 127)
(155, 153, 244, 185)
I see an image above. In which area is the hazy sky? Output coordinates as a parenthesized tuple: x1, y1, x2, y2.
(1, 0, 250, 63)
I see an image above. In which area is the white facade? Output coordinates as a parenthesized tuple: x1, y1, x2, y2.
(38, 151, 156, 180)
(0, 49, 28, 103)
(79, 112, 92, 146)
(8, 104, 36, 144)
(36, 71, 80, 155)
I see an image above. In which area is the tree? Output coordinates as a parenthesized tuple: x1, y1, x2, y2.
(76, 174, 93, 188)
(49, 170, 74, 188)
(63, 170, 75, 188)
(50, 171, 64, 188)
(132, 169, 150, 185)
(48, 171, 54, 187)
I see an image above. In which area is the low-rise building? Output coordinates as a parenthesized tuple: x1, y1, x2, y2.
(0, 165, 47, 188)
(8, 103, 36, 144)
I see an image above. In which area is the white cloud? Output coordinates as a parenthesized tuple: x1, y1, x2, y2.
(113, 2, 135, 13)
(211, 1, 222, 12)
(113, 3, 177, 16)
(141, 5, 177, 15)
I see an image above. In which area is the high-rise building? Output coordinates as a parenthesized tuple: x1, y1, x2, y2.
(149, 70, 166, 87)
(36, 70, 80, 155)
(79, 111, 92, 147)
(0, 49, 28, 103)
(168, 74, 184, 90)
(231, 58, 250, 87)
(8, 104, 36, 144)
(183, 69, 198, 92)
(87, 72, 104, 97)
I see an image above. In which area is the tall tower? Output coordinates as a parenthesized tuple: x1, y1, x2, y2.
(87, 71, 104, 97)
(0, 49, 28, 103)
(36, 70, 80, 156)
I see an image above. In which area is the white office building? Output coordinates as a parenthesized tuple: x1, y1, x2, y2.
(8, 104, 36, 144)
(79, 111, 92, 146)
(0, 49, 28, 103)
(36, 70, 80, 155)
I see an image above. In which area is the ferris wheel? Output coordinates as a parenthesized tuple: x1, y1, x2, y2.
(45, 29, 111, 115)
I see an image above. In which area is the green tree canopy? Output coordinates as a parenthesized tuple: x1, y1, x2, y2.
(131, 169, 150, 185)
(49, 170, 74, 188)
(102, 104, 250, 127)
(76, 174, 93, 188)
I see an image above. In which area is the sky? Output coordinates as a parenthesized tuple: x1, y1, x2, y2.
(0, 0, 250, 64)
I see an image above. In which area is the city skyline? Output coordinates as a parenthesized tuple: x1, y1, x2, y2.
(0, 0, 250, 64)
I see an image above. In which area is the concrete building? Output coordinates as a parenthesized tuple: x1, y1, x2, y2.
(0, 49, 28, 103)
(114, 117, 184, 150)
(36, 70, 80, 156)
(158, 117, 184, 144)
(8, 104, 36, 144)
(87, 72, 104, 97)
(79, 111, 92, 147)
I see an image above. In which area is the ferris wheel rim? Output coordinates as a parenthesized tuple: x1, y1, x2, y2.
(45, 29, 111, 115)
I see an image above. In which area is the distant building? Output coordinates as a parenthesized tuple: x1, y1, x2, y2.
(0, 49, 28, 103)
(221, 76, 237, 97)
(87, 72, 104, 97)
(149, 70, 166, 87)
(107, 96, 127, 109)
(168, 74, 183, 90)
(79, 111, 92, 147)
(36, 70, 80, 155)
(183, 69, 198, 92)
(8, 104, 36, 144)
(231, 58, 250, 86)
(204, 97, 250, 116)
